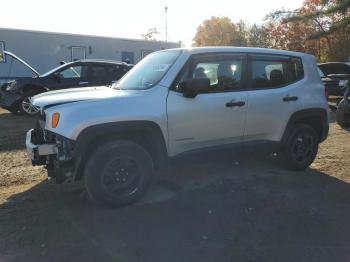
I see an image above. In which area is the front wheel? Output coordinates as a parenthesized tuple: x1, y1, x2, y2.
(282, 124, 319, 171)
(84, 140, 153, 207)
(20, 93, 39, 116)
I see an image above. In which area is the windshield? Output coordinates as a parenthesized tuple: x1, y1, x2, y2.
(116, 50, 181, 90)
(40, 63, 73, 77)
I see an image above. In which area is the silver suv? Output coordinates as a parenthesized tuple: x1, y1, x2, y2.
(26, 47, 329, 207)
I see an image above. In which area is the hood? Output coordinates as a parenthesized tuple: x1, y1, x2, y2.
(4, 51, 40, 77)
(32, 86, 126, 109)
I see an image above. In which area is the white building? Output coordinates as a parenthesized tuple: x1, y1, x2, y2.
(0, 28, 179, 83)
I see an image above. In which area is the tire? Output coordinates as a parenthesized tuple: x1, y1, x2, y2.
(84, 140, 153, 207)
(19, 92, 40, 116)
(282, 124, 319, 171)
(336, 106, 350, 128)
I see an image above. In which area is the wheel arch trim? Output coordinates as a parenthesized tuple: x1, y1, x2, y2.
(281, 108, 329, 144)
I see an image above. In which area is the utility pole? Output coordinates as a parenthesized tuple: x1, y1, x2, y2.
(165, 6, 168, 42)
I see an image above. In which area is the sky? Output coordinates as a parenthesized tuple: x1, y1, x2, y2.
(1, 0, 304, 46)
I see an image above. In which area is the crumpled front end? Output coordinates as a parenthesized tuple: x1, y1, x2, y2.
(25, 114, 76, 183)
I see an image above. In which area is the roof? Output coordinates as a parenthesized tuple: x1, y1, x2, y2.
(0, 27, 179, 46)
(163, 46, 312, 57)
(318, 62, 350, 66)
(67, 59, 133, 66)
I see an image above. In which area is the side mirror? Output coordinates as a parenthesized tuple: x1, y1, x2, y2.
(179, 78, 210, 98)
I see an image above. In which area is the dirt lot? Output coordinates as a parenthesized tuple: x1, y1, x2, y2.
(0, 108, 350, 262)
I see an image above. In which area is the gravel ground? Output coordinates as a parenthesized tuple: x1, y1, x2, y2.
(0, 108, 350, 262)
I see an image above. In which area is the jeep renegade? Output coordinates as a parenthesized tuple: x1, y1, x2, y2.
(26, 47, 329, 207)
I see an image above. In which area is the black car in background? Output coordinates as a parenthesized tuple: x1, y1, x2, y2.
(0, 56, 133, 115)
(318, 62, 350, 96)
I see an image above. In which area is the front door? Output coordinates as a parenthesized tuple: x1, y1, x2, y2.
(49, 64, 89, 90)
(167, 54, 248, 156)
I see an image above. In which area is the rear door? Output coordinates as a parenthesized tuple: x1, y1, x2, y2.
(106, 64, 129, 83)
(244, 54, 305, 143)
(88, 64, 111, 86)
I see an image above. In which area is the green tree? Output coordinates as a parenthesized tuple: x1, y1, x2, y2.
(193, 17, 273, 48)
(287, 0, 350, 38)
(266, 0, 350, 61)
(232, 20, 248, 46)
(247, 24, 270, 48)
(193, 16, 236, 46)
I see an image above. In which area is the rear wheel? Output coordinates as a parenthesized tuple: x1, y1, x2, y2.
(19, 93, 39, 116)
(84, 140, 153, 207)
(282, 124, 319, 171)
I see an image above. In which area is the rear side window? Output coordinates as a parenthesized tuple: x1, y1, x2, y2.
(90, 65, 108, 79)
(107, 65, 128, 80)
(251, 55, 304, 89)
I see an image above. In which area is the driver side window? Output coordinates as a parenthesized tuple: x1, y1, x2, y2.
(176, 55, 244, 92)
(58, 65, 88, 79)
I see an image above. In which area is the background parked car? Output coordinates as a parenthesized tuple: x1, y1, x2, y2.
(318, 62, 350, 96)
(0, 54, 133, 115)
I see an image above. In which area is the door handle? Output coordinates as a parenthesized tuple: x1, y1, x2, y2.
(226, 101, 245, 107)
(79, 81, 89, 85)
(283, 96, 298, 102)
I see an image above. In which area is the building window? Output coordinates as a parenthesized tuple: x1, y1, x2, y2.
(0, 41, 5, 63)
(122, 51, 134, 64)
(71, 46, 86, 61)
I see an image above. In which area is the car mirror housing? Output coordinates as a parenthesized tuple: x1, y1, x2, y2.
(52, 73, 61, 82)
(179, 78, 211, 98)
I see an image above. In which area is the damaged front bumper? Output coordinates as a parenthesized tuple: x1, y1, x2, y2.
(25, 128, 77, 183)
(26, 129, 57, 163)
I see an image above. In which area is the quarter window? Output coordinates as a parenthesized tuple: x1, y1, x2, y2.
(251, 56, 304, 89)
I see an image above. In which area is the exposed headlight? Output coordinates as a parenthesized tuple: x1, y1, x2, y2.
(5, 81, 18, 91)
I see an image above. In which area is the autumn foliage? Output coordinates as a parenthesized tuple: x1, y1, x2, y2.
(193, 0, 350, 62)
